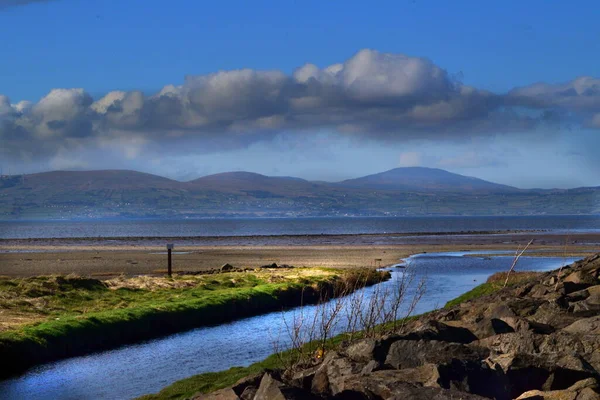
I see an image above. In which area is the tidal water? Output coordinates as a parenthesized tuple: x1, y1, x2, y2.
(0, 215, 599, 239)
(0, 253, 579, 400)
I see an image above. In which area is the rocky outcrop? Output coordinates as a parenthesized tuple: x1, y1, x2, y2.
(197, 253, 600, 400)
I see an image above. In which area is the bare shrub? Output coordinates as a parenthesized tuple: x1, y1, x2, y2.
(273, 266, 427, 369)
(503, 239, 534, 288)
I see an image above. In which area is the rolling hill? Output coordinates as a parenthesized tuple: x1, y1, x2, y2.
(188, 172, 322, 196)
(338, 167, 517, 192)
(0, 168, 597, 219)
(18, 170, 183, 191)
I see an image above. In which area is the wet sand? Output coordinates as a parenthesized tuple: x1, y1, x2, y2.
(0, 232, 598, 277)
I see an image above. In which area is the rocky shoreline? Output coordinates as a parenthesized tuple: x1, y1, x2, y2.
(198, 253, 600, 400)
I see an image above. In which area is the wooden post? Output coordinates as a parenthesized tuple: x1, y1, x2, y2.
(167, 243, 174, 277)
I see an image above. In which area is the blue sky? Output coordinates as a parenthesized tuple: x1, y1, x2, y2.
(1, 0, 599, 188)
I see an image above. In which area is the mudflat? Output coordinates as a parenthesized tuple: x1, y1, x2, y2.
(1, 232, 598, 277)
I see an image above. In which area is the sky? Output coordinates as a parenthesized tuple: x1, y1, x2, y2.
(0, 0, 599, 188)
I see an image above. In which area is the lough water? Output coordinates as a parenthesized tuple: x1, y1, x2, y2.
(1, 215, 599, 239)
(0, 252, 579, 400)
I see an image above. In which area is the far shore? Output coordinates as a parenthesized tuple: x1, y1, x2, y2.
(0, 232, 598, 277)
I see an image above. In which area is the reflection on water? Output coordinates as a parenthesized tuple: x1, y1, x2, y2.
(0, 253, 579, 400)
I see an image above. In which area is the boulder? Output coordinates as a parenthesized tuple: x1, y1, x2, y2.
(385, 339, 489, 370)
(502, 317, 555, 334)
(471, 317, 516, 339)
(484, 351, 597, 398)
(564, 316, 600, 335)
(344, 335, 403, 364)
(311, 351, 364, 396)
(530, 302, 578, 329)
(402, 320, 478, 344)
(255, 372, 318, 400)
(476, 331, 541, 355)
(336, 371, 489, 399)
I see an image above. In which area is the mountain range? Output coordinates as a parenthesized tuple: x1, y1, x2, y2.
(0, 167, 597, 219)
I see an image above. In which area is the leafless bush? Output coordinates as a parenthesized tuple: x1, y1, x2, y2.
(503, 239, 534, 288)
(272, 266, 427, 369)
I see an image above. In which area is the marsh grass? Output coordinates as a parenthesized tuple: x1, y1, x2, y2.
(444, 270, 542, 309)
(0, 267, 387, 378)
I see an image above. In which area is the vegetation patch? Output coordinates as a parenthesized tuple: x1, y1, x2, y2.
(0, 268, 388, 379)
(444, 270, 542, 309)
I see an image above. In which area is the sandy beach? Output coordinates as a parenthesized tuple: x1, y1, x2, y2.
(1, 232, 598, 277)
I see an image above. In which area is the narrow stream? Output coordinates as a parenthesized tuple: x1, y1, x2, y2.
(0, 253, 578, 400)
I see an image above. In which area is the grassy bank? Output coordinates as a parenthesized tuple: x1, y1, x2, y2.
(0, 268, 388, 379)
(139, 270, 543, 400)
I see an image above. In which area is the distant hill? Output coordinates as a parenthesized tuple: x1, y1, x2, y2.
(0, 168, 597, 219)
(188, 171, 321, 196)
(338, 167, 517, 192)
(20, 170, 182, 191)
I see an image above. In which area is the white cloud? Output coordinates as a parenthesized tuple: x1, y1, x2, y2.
(1, 49, 599, 167)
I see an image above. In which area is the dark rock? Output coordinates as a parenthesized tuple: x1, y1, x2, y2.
(220, 263, 235, 272)
(564, 316, 600, 335)
(530, 302, 579, 329)
(564, 271, 597, 286)
(485, 303, 518, 319)
(192, 387, 239, 399)
(476, 331, 541, 355)
(506, 298, 547, 318)
(515, 377, 600, 400)
(232, 373, 263, 397)
(260, 263, 279, 269)
(360, 360, 381, 375)
(529, 284, 551, 298)
(484, 352, 597, 398)
(385, 339, 489, 370)
(239, 386, 256, 400)
(290, 365, 319, 390)
(337, 371, 489, 399)
(344, 336, 399, 364)
(502, 317, 556, 334)
(311, 351, 364, 396)
(402, 320, 478, 343)
(255, 372, 318, 400)
(471, 317, 516, 338)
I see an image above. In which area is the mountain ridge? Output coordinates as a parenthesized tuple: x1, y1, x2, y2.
(1, 167, 597, 219)
(7, 167, 596, 192)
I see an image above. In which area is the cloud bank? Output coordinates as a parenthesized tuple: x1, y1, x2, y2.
(1, 49, 599, 167)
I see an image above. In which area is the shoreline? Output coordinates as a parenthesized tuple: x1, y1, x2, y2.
(0, 229, 549, 242)
(1, 232, 598, 278)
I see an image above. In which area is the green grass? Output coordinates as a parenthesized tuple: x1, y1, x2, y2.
(0, 268, 388, 379)
(137, 354, 282, 400)
(444, 270, 542, 309)
(443, 282, 501, 309)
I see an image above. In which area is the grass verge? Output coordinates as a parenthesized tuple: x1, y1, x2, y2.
(0, 268, 387, 379)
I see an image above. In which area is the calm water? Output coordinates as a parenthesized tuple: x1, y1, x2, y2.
(0, 215, 599, 239)
(0, 253, 578, 400)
